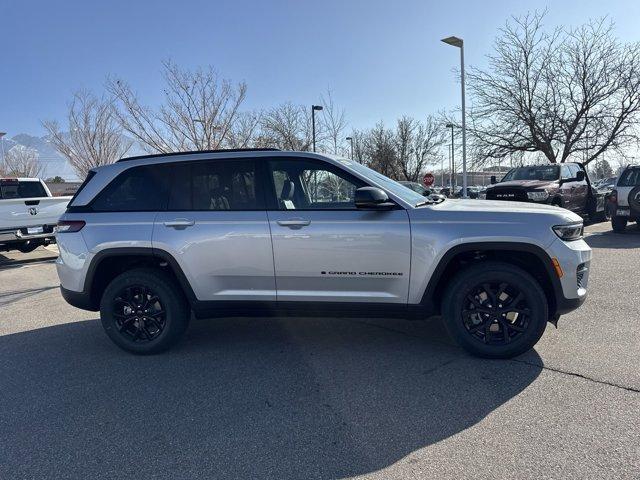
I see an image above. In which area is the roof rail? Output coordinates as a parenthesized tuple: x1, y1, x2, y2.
(116, 148, 281, 163)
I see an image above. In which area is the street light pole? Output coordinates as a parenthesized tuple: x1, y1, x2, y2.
(0, 132, 6, 166)
(446, 123, 455, 190)
(346, 136, 354, 159)
(311, 105, 323, 152)
(442, 36, 468, 198)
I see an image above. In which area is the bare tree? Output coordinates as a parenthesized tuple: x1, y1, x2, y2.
(225, 111, 262, 148)
(258, 103, 312, 150)
(2, 145, 44, 178)
(468, 12, 640, 165)
(319, 90, 347, 154)
(43, 91, 131, 179)
(366, 122, 398, 178)
(349, 130, 369, 164)
(107, 60, 248, 153)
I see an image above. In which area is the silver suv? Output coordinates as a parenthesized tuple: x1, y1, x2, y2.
(56, 149, 591, 358)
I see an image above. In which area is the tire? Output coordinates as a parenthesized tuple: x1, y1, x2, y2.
(611, 216, 627, 233)
(99, 268, 190, 354)
(442, 261, 548, 359)
(17, 240, 41, 253)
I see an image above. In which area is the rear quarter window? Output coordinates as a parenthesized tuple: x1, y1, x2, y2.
(91, 165, 170, 212)
(618, 169, 640, 187)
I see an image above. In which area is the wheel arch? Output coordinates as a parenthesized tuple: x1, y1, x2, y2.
(83, 247, 196, 310)
(420, 242, 563, 320)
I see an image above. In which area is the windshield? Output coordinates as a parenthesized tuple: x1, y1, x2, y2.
(342, 160, 428, 205)
(501, 165, 559, 182)
(618, 168, 640, 187)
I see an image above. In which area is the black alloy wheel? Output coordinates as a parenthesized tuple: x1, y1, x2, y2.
(442, 261, 548, 359)
(462, 282, 530, 346)
(113, 285, 166, 343)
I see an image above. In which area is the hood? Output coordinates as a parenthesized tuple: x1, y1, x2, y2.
(487, 179, 558, 190)
(418, 198, 581, 224)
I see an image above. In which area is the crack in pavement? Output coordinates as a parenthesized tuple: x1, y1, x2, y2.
(352, 318, 640, 394)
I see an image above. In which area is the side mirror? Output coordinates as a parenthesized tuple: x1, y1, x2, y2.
(490, 175, 497, 184)
(576, 170, 586, 182)
(355, 187, 395, 209)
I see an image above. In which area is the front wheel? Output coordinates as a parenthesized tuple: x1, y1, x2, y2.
(100, 268, 190, 354)
(611, 216, 627, 233)
(442, 262, 548, 359)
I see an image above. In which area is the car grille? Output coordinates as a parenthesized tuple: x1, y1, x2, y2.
(485, 188, 528, 202)
(576, 263, 589, 289)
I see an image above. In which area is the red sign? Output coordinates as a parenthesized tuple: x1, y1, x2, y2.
(423, 173, 435, 186)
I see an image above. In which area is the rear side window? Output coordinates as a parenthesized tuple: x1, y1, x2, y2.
(0, 180, 48, 199)
(168, 159, 264, 211)
(618, 169, 640, 187)
(92, 165, 170, 212)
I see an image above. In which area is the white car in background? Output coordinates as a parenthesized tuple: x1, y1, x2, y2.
(610, 166, 640, 232)
(0, 178, 71, 253)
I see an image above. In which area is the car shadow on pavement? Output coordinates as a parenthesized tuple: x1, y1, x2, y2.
(585, 226, 640, 249)
(0, 316, 542, 479)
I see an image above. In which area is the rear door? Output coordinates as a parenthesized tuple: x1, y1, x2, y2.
(265, 157, 411, 304)
(153, 158, 276, 302)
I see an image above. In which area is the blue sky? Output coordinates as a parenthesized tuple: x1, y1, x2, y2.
(1, 0, 639, 137)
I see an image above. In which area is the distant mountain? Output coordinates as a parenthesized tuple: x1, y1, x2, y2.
(2, 133, 146, 181)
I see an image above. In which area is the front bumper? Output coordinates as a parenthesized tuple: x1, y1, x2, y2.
(547, 237, 591, 316)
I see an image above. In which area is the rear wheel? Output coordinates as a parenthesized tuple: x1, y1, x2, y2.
(612, 216, 627, 233)
(100, 268, 190, 354)
(442, 262, 548, 359)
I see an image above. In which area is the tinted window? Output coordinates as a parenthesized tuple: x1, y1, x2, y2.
(0, 180, 48, 199)
(268, 158, 364, 210)
(502, 166, 559, 181)
(92, 165, 169, 211)
(168, 159, 263, 211)
(618, 168, 640, 187)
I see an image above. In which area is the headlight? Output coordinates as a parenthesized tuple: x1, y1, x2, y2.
(527, 191, 549, 201)
(479, 193, 487, 200)
(552, 223, 583, 241)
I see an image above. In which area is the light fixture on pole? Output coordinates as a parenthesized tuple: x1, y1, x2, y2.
(441, 35, 468, 198)
(345, 136, 354, 159)
(311, 105, 323, 152)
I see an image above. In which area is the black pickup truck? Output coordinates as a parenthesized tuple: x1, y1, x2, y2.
(481, 163, 609, 221)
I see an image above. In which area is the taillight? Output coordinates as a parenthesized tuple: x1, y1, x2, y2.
(56, 220, 85, 233)
(609, 190, 618, 204)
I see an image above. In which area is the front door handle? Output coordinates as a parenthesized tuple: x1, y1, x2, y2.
(163, 219, 195, 228)
(277, 219, 311, 228)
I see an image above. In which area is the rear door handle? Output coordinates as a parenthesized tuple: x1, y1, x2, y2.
(163, 219, 195, 228)
(277, 219, 311, 228)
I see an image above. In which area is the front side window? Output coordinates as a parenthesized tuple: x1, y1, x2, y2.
(268, 158, 364, 210)
(92, 165, 169, 211)
(168, 159, 263, 211)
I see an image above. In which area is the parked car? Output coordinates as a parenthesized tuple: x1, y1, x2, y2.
(609, 165, 640, 232)
(56, 149, 591, 359)
(0, 177, 71, 252)
(480, 163, 608, 221)
(453, 186, 481, 199)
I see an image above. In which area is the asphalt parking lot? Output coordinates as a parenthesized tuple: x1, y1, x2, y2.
(1, 222, 639, 480)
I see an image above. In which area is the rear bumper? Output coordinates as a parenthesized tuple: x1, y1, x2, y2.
(60, 286, 98, 311)
(0, 225, 56, 243)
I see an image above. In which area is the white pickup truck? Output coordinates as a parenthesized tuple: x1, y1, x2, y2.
(0, 178, 71, 253)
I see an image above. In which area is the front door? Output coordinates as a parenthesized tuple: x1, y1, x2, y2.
(265, 157, 411, 304)
(153, 158, 276, 302)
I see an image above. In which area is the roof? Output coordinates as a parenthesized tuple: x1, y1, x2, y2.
(116, 148, 280, 163)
